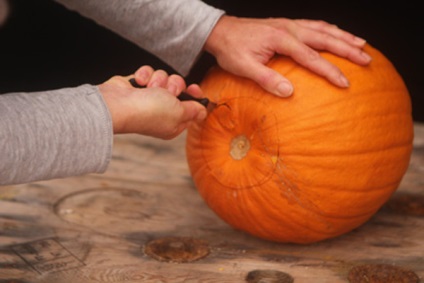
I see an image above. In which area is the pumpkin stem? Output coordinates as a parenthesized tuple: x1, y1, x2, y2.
(230, 135, 250, 160)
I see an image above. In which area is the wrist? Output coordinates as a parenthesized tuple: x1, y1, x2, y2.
(204, 15, 234, 56)
(98, 83, 127, 134)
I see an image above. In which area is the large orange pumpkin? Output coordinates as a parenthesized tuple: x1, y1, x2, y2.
(185, 44, 414, 244)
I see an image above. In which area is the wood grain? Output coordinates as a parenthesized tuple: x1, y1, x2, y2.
(1, 123, 423, 283)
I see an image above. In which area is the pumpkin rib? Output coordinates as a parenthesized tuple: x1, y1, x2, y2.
(263, 81, 410, 130)
(238, 174, 385, 224)
(276, 108, 412, 136)
(248, 160, 388, 223)
(199, 149, 276, 190)
(267, 172, 390, 220)
(196, 145, 409, 194)
(287, 178, 403, 194)
(276, 186, 394, 219)
(279, 142, 412, 158)
(225, 192, 333, 241)
(232, 191, 310, 241)
(231, 187, 372, 241)
(275, 152, 410, 191)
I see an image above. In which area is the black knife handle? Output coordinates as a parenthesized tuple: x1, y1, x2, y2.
(129, 78, 209, 107)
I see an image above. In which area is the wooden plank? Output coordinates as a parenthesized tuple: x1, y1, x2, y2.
(1, 123, 423, 283)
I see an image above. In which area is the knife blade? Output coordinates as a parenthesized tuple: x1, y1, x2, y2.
(128, 78, 216, 113)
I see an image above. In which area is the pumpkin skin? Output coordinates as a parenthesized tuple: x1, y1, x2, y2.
(185, 44, 414, 244)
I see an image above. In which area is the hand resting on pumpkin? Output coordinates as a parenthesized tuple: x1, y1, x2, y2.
(99, 65, 207, 139)
(204, 16, 372, 97)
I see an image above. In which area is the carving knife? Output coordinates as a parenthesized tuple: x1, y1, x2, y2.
(128, 78, 217, 113)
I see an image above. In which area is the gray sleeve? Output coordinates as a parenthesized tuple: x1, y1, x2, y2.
(54, 0, 225, 76)
(0, 85, 113, 185)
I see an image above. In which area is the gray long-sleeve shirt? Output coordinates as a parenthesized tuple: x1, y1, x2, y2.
(0, 1, 224, 185)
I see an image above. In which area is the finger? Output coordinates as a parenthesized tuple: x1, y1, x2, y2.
(240, 59, 294, 97)
(296, 27, 372, 65)
(162, 123, 189, 140)
(163, 101, 207, 140)
(134, 65, 154, 86)
(273, 34, 350, 88)
(270, 33, 344, 93)
(147, 69, 169, 88)
(166, 74, 187, 96)
(186, 84, 204, 99)
(295, 19, 367, 47)
(180, 101, 208, 122)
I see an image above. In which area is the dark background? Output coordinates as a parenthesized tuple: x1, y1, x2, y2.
(0, 0, 422, 121)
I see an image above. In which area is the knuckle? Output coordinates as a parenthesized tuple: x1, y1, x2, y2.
(304, 48, 321, 62)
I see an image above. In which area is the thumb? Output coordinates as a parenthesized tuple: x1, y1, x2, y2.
(158, 101, 206, 140)
(246, 61, 294, 97)
(167, 102, 206, 138)
(178, 101, 207, 125)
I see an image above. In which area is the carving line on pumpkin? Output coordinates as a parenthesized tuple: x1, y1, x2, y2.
(200, 95, 337, 228)
(199, 96, 340, 236)
(213, 102, 234, 129)
(200, 96, 280, 190)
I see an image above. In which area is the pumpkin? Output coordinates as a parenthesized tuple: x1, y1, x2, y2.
(185, 44, 414, 244)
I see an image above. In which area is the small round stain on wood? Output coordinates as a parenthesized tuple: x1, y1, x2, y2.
(348, 264, 419, 283)
(144, 237, 210, 263)
(387, 193, 424, 216)
(245, 270, 294, 283)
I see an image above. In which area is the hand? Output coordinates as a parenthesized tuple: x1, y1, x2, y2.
(98, 66, 207, 139)
(204, 16, 372, 97)
(0, 0, 9, 27)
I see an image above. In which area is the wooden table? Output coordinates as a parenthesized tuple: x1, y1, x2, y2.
(1, 123, 423, 283)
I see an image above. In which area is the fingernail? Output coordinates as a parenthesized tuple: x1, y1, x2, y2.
(276, 82, 293, 97)
(354, 36, 367, 46)
(136, 70, 149, 84)
(196, 110, 207, 121)
(150, 81, 160, 88)
(361, 51, 372, 63)
(339, 74, 350, 88)
(168, 83, 177, 95)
